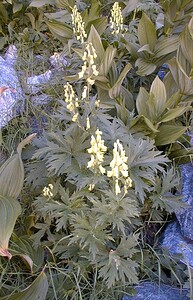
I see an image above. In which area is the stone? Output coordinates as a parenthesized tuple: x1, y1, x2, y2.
(162, 220, 193, 266)
(0, 45, 24, 127)
(122, 281, 189, 300)
(0, 45, 68, 128)
(177, 163, 193, 240)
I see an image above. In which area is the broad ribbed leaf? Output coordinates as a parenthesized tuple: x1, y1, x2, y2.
(87, 17, 107, 36)
(11, 235, 44, 273)
(109, 63, 132, 98)
(0, 195, 21, 259)
(87, 25, 105, 63)
(135, 58, 156, 76)
(150, 76, 167, 116)
(0, 272, 48, 300)
(138, 13, 157, 51)
(180, 25, 193, 66)
(46, 20, 73, 42)
(136, 87, 149, 116)
(99, 46, 117, 76)
(155, 125, 187, 146)
(160, 107, 190, 123)
(30, 0, 55, 7)
(154, 36, 178, 58)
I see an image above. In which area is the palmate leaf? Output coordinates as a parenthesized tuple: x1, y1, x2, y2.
(124, 135, 168, 201)
(92, 190, 139, 234)
(97, 236, 139, 288)
(150, 168, 186, 213)
(32, 127, 90, 176)
(69, 211, 113, 259)
(0, 272, 48, 300)
(39, 186, 88, 231)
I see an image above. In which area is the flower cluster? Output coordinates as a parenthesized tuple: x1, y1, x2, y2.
(87, 129, 107, 174)
(110, 2, 124, 35)
(107, 140, 132, 195)
(79, 43, 99, 85)
(64, 82, 79, 122)
(43, 184, 53, 198)
(71, 5, 87, 43)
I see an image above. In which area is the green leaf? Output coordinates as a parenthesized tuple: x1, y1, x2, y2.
(46, 20, 73, 42)
(154, 36, 179, 58)
(98, 235, 139, 288)
(99, 46, 117, 76)
(11, 235, 44, 273)
(109, 63, 132, 98)
(155, 125, 187, 146)
(180, 25, 193, 66)
(150, 76, 167, 116)
(13, 2, 23, 14)
(86, 17, 107, 36)
(0, 272, 48, 300)
(0, 195, 21, 259)
(87, 25, 105, 63)
(138, 13, 157, 51)
(30, 0, 55, 7)
(122, 0, 139, 17)
(136, 87, 149, 116)
(135, 58, 156, 76)
(160, 107, 190, 123)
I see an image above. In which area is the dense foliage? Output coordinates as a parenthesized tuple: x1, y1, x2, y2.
(0, 0, 193, 299)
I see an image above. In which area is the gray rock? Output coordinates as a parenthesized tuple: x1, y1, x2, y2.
(0, 45, 24, 127)
(26, 70, 53, 94)
(122, 281, 189, 300)
(162, 221, 193, 266)
(177, 163, 193, 240)
(0, 45, 69, 128)
(49, 51, 69, 70)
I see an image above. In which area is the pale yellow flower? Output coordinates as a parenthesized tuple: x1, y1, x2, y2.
(64, 82, 79, 122)
(87, 128, 107, 174)
(78, 43, 99, 85)
(86, 117, 90, 130)
(110, 2, 124, 35)
(107, 140, 131, 195)
(71, 5, 87, 43)
(43, 184, 53, 198)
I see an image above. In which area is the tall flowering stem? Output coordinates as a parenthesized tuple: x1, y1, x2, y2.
(71, 5, 87, 43)
(79, 43, 99, 85)
(110, 2, 124, 35)
(107, 140, 132, 195)
(87, 129, 107, 175)
(64, 82, 79, 122)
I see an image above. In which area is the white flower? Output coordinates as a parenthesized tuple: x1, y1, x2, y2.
(107, 140, 131, 195)
(110, 2, 124, 35)
(71, 5, 87, 43)
(87, 128, 107, 174)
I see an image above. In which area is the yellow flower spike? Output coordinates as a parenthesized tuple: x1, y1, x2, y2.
(78, 43, 99, 85)
(64, 83, 79, 122)
(107, 139, 130, 195)
(110, 2, 124, 35)
(71, 5, 87, 43)
(87, 128, 107, 174)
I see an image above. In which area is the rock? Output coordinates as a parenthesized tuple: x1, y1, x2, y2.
(177, 163, 193, 240)
(162, 220, 193, 266)
(49, 51, 69, 70)
(26, 70, 53, 94)
(0, 45, 68, 128)
(122, 281, 189, 300)
(0, 45, 24, 127)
